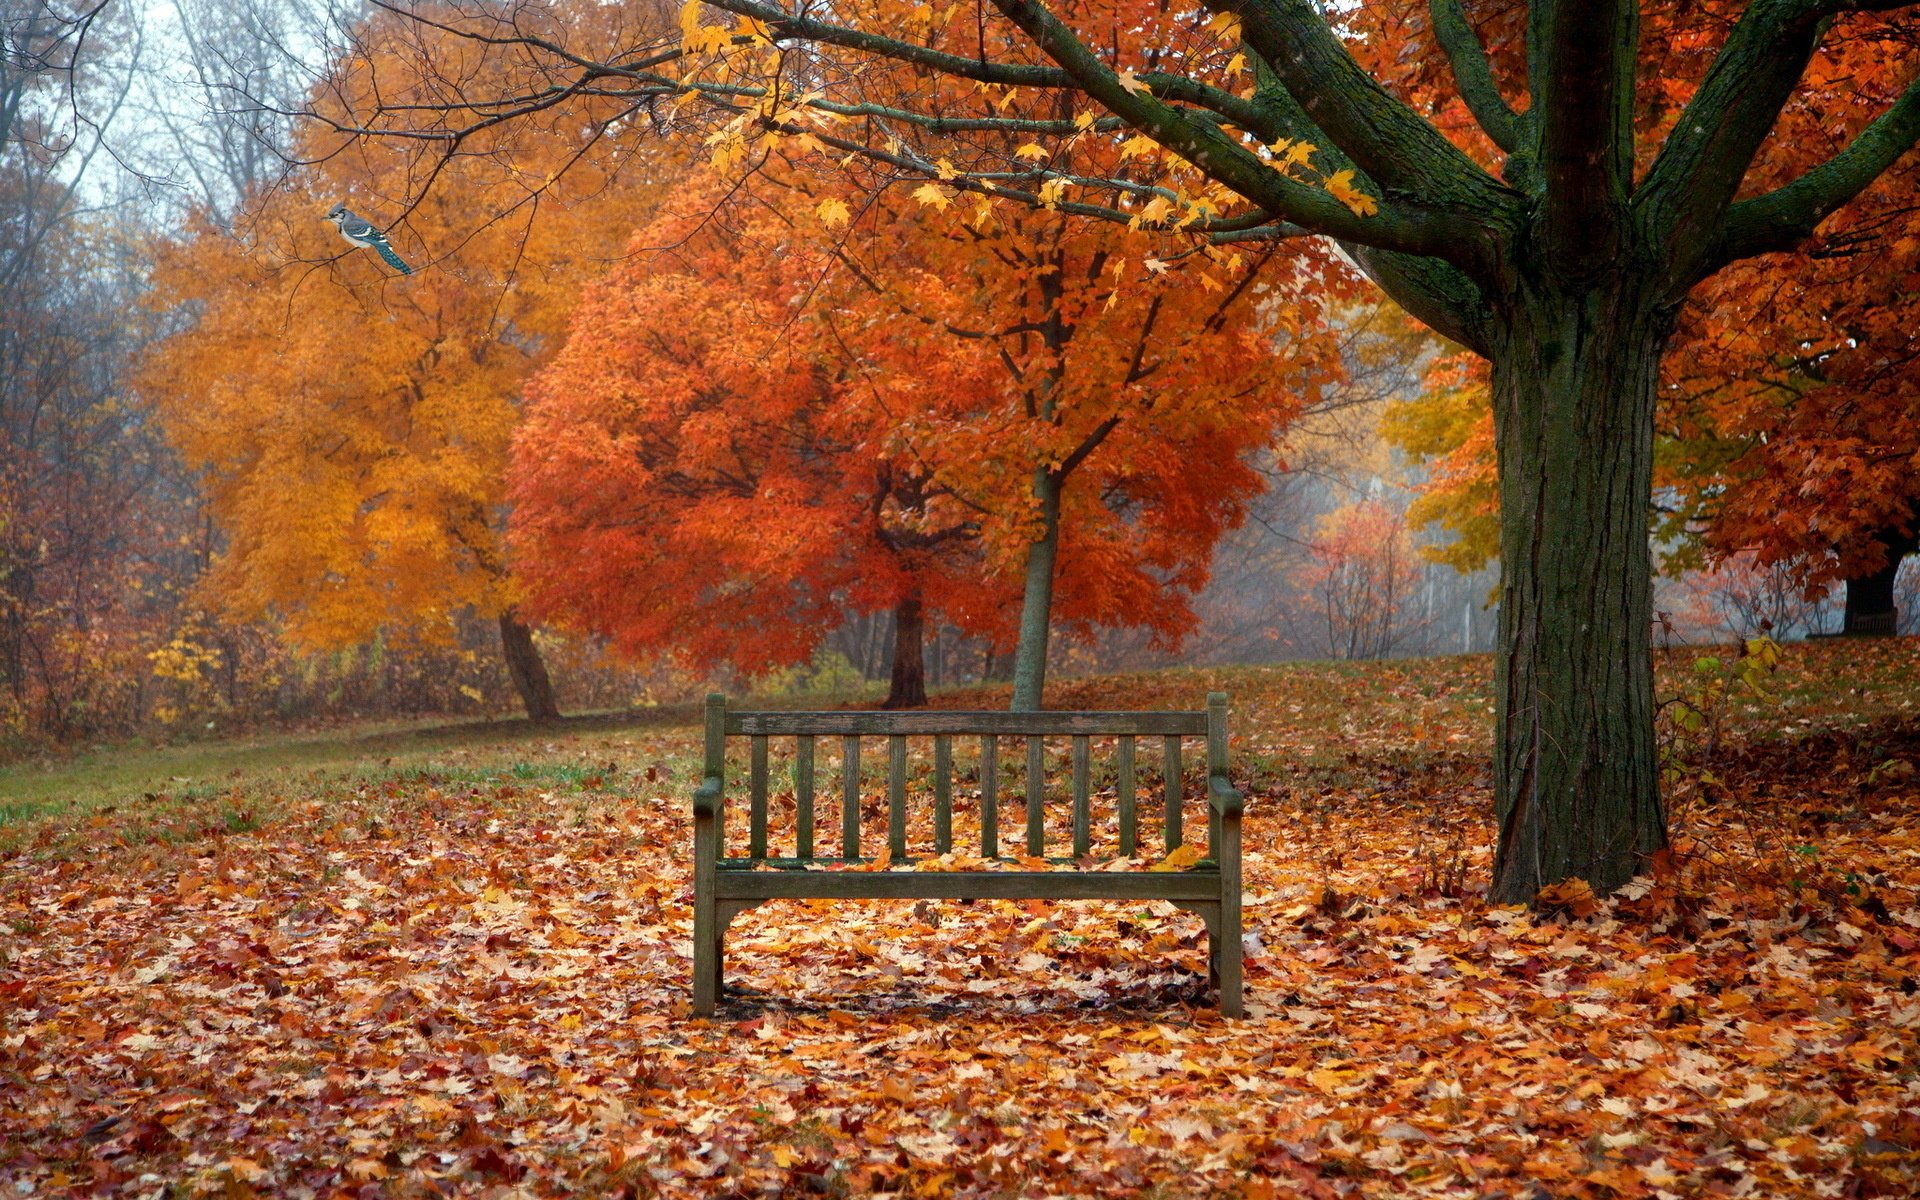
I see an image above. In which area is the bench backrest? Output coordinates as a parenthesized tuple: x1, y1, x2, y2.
(701, 692, 1231, 864)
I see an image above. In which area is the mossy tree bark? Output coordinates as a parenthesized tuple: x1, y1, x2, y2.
(1488, 277, 1673, 901)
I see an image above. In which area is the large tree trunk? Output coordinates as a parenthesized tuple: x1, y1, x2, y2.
(498, 609, 560, 720)
(1009, 470, 1062, 711)
(1488, 281, 1671, 904)
(883, 591, 927, 709)
(1842, 525, 1917, 636)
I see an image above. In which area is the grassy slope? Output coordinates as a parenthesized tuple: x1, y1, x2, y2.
(4, 638, 1915, 851)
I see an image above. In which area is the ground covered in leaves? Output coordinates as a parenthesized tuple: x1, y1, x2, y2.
(3, 641, 1919, 1197)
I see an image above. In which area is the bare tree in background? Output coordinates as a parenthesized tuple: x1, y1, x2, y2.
(140, 0, 332, 220)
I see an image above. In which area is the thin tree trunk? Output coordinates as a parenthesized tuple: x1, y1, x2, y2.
(498, 609, 560, 720)
(1842, 525, 1917, 636)
(1009, 469, 1062, 711)
(883, 591, 927, 709)
(1488, 281, 1671, 904)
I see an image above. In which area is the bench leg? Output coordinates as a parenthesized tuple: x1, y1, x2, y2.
(693, 890, 720, 1016)
(1216, 898, 1244, 1018)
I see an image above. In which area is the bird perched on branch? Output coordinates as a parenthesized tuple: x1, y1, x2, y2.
(324, 204, 413, 275)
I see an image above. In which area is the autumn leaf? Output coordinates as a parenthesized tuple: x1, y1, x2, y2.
(1534, 876, 1600, 919)
(816, 197, 851, 228)
(912, 182, 954, 211)
(1150, 842, 1206, 871)
(1327, 169, 1379, 217)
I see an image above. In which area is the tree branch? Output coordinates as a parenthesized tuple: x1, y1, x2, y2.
(1532, 0, 1639, 274)
(986, 0, 1487, 265)
(1339, 242, 1496, 358)
(1714, 71, 1920, 268)
(1215, 0, 1511, 212)
(699, 0, 1267, 129)
(1428, 0, 1523, 155)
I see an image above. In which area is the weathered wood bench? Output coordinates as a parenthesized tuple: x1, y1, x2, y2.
(691, 693, 1244, 1016)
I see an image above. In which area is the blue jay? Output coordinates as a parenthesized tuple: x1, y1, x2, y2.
(324, 204, 413, 275)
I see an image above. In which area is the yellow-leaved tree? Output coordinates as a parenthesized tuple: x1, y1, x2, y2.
(138, 2, 681, 717)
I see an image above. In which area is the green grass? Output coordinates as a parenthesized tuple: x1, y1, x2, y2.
(4, 638, 1916, 856)
(0, 704, 707, 846)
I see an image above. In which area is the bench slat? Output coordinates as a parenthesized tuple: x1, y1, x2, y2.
(1164, 736, 1183, 852)
(842, 736, 861, 859)
(1025, 736, 1045, 856)
(713, 867, 1222, 903)
(933, 736, 953, 854)
(1071, 735, 1091, 858)
(888, 735, 908, 859)
(1207, 693, 1228, 861)
(749, 735, 769, 859)
(1118, 735, 1137, 857)
(728, 711, 1206, 737)
(980, 736, 999, 858)
(794, 735, 815, 859)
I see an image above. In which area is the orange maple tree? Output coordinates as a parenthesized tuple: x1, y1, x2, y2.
(510, 160, 1336, 706)
(137, 3, 684, 718)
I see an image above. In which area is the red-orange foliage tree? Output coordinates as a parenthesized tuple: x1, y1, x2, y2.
(511, 195, 995, 709)
(510, 169, 1328, 705)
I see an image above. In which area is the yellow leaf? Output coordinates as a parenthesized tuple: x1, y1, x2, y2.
(771, 1145, 796, 1167)
(934, 157, 959, 181)
(1284, 141, 1317, 167)
(1118, 134, 1158, 161)
(1326, 168, 1379, 217)
(1150, 842, 1204, 871)
(1136, 196, 1174, 227)
(912, 183, 954, 211)
(1015, 142, 1049, 161)
(1117, 68, 1149, 96)
(1309, 1068, 1360, 1096)
(1227, 53, 1248, 75)
(1206, 12, 1241, 38)
(1038, 176, 1068, 208)
(816, 197, 851, 228)
(1074, 110, 1097, 131)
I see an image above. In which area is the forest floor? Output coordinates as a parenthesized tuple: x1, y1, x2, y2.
(2, 639, 1918, 1197)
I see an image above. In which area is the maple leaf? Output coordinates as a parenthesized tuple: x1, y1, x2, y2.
(1326, 169, 1379, 217)
(1150, 842, 1205, 871)
(1015, 142, 1049, 161)
(1116, 68, 1149, 96)
(1534, 877, 1600, 919)
(912, 182, 955, 211)
(816, 197, 851, 228)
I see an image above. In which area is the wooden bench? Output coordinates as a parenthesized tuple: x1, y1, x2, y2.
(691, 692, 1244, 1016)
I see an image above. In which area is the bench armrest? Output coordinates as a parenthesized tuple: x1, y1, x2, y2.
(692, 775, 724, 819)
(1208, 775, 1244, 818)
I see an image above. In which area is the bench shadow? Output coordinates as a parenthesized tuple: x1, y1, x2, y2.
(713, 970, 1218, 1023)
